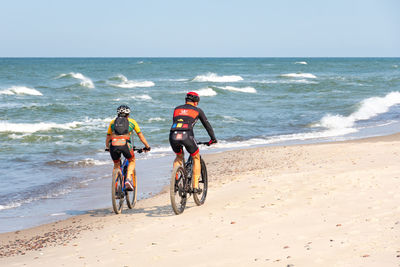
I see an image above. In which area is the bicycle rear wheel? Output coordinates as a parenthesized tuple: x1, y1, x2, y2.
(193, 157, 208, 206)
(126, 170, 137, 209)
(170, 166, 187, 215)
(111, 169, 124, 214)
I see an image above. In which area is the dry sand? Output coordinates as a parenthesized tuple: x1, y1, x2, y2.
(1, 134, 400, 266)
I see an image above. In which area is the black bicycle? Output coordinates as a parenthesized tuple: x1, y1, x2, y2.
(170, 142, 209, 215)
(106, 147, 144, 214)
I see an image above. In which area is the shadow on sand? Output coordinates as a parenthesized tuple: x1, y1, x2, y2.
(77, 203, 179, 218)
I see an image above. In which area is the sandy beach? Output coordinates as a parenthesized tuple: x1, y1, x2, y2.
(1, 134, 400, 266)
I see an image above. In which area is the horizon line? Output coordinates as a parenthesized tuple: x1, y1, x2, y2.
(0, 56, 399, 59)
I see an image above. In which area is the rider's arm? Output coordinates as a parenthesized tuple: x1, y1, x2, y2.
(198, 108, 216, 141)
(105, 120, 114, 149)
(137, 132, 150, 149)
(105, 134, 111, 149)
(130, 119, 151, 150)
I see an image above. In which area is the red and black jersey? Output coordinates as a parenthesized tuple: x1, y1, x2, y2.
(171, 104, 216, 140)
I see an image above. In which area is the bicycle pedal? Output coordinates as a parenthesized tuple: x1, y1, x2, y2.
(192, 188, 203, 194)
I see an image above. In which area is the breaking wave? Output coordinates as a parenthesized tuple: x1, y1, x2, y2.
(0, 121, 80, 133)
(46, 158, 109, 168)
(131, 94, 152, 100)
(192, 73, 243, 82)
(109, 75, 155, 88)
(193, 88, 217, 96)
(280, 73, 317, 79)
(56, 72, 95, 88)
(314, 91, 400, 132)
(0, 86, 43, 96)
(0, 117, 112, 133)
(258, 79, 318, 84)
(222, 115, 240, 123)
(148, 117, 166, 122)
(0, 176, 89, 211)
(294, 61, 308, 65)
(217, 86, 257, 93)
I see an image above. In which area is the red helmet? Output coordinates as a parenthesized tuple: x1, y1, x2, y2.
(185, 91, 200, 102)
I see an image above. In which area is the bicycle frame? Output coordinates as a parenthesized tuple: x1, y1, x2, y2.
(118, 158, 129, 192)
(113, 146, 144, 189)
(170, 141, 209, 214)
(109, 146, 145, 214)
(180, 141, 210, 190)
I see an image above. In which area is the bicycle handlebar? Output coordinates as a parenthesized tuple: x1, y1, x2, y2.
(133, 147, 144, 153)
(105, 147, 150, 153)
(196, 141, 211, 146)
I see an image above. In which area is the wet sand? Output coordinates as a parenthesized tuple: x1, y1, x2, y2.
(1, 134, 400, 266)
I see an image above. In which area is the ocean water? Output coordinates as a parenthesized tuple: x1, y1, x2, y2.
(0, 58, 399, 232)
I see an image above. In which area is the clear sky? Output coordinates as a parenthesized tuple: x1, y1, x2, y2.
(0, 0, 399, 57)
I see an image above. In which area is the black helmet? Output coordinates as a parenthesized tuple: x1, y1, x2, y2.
(117, 105, 131, 117)
(185, 91, 200, 103)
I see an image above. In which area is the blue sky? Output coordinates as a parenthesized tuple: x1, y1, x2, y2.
(0, 0, 399, 57)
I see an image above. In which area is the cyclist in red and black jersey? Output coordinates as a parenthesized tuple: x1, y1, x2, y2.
(169, 92, 217, 192)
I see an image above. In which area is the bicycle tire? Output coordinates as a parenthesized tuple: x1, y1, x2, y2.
(111, 169, 124, 214)
(126, 170, 137, 209)
(170, 165, 187, 215)
(193, 157, 208, 206)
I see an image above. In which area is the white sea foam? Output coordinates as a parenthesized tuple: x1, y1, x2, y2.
(57, 72, 95, 88)
(135, 122, 356, 156)
(201, 125, 357, 151)
(168, 78, 189, 82)
(0, 188, 73, 211)
(148, 117, 166, 122)
(280, 73, 317, 79)
(217, 86, 257, 93)
(0, 86, 43, 96)
(0, 202, 22, 210)
(259, 79, 318, 84)
(75, 158, 109, 166)
(0, 117, 113, 134)
(109, 75, 155, 88)
(162, 127, 355, 152)
(180, 92, 400, 150)
(295, 61, 308, 65)
(314, 91, 400, 132)
(50, 213, 67, 216)
(0, 121, 80, 133)
(8, 133, 31, 139)
(193, 88, 217, 96)
(131, 94, 152, 100)
(222, 115, 240, 123)
(193, 73, 243, 82)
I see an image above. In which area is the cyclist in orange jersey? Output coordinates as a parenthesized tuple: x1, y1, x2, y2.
(106, 105, 150, 190)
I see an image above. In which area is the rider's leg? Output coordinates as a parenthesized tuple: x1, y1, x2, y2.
(192, 152, 201, 189)
(170, 133, 184, 169)
(126, 158, 136, 186)
(122, 142, 135, 188)
(110, 145, 121, 175)
(173, 150, 184, 169)
(112, 159, 121, 176)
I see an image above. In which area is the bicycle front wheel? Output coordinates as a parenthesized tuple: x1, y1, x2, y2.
(111, 169, 124, 214)
(170, 166, 187, 215)
(193, 157, 208, 206)
(126, 170, 137, 209)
